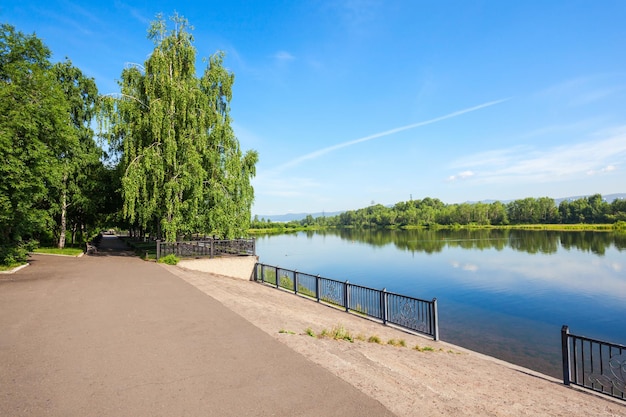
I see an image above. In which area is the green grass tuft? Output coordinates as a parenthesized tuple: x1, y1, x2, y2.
(33, 247, 84, 256)
(157, 254, 179, 265)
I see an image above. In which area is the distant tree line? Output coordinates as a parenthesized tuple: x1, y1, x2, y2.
(251, 194, 626, 230)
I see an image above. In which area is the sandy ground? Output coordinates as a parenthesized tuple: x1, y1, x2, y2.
(167, 257, 626, 417)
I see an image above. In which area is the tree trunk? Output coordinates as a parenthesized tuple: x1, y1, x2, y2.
(58, 185, 67, 249)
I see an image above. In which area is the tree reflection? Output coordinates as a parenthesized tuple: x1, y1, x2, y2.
(314, 229, 624, 255)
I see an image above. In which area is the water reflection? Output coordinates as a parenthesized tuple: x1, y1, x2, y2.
(255, 229, 626, 378)
(300, 228, 625, 255)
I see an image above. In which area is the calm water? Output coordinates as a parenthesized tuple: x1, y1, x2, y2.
(254, 229, 626, 378)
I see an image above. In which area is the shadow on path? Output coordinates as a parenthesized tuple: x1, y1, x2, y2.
(90, 235, 135, 257)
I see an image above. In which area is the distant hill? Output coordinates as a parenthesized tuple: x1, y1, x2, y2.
(255, 211, 344, 223)
(256, 193, 625, 222)
(554, 193, 625, 205)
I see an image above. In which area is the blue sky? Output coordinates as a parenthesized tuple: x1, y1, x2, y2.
(3, 1, 626, 216)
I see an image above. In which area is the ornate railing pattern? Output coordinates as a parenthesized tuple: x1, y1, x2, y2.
(562, 325, 626, 401)
(157, 238, 255, 260)
(254, 263, 439, 340)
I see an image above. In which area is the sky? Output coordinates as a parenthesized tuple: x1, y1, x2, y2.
(3, 1, 626, 216)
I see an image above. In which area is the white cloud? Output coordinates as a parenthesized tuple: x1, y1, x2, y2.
(447, 128, 626, 185)
(447, 171, 475, 182)
(273, 51, 295, 62)
(587, 165, 617, 175)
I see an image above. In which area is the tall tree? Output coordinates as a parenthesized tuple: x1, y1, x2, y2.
(51, 60, 100, 248)
(100, 14, 257, 241)
(0, 24, 72, 263)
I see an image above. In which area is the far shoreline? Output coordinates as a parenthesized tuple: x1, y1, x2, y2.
(249, 223, 624, 234)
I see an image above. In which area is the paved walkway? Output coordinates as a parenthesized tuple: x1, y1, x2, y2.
(0, 237, 393, 416)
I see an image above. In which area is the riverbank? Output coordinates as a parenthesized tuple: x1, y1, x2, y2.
(249, 223, 625, 235)
(166, 258, 626, 416)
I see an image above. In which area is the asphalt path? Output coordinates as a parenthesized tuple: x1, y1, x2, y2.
(0, 236, 394, 416)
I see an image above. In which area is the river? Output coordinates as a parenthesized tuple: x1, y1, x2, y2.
(254, 229, 626, 378)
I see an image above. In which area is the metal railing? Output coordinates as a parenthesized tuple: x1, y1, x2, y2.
(561, 325, 626, 401)
(156, 238, 255, 260)
(254, 263, 439, 340)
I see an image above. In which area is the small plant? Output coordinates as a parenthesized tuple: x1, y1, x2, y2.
(279, 329, 295, 334)
(279, 275, 294, 290)
(305, 327, 316, 337)
(413, 344, 434, 352)
(387, 338, 406, 347)
(158, 254, 179, 265)
(368, 335, 382, 344)
(319, 324, 353, 342)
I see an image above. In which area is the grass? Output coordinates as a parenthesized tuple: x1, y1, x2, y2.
(278, 329, 296, 335)
(32, 247, 84, 256)
(157, 254, 179, 265)
(0, 262, 26, 272)
(413, 345, 435, 352)
(300, 323, 455, 354)
(387, 338, 407, 347)
(318, 324, 354, 343)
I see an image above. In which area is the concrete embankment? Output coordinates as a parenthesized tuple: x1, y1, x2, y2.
(168, 256, 626, 417)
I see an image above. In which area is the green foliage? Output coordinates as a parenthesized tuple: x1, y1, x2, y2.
(0, 240, 37, 266)
(157, 254, 179, 265)
(99, 14, 257, 242)
(254, 194, 625, 231)
(0, 24, 113, 265)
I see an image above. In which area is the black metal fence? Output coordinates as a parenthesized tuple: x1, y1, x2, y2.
(254, 263, 439, 340)
(156, 238, 255, 260)
(561, 325, 626, 401)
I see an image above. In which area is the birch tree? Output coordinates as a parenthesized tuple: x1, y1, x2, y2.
(51, 60, 100, 248)
(101, 14, 257, 241)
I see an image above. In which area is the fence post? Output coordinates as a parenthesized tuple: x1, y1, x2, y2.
(276, 267, 280, 289)
(561, 325, 571, 386)
(344, 281, 350, 312)
(156, 240, 161, 261)
(210, 238, 214, 259)
(316, 275, 321, 302)
(432, 298, 439, 341)
(381, 288, 387, 325)
(294, 271, 298, 294)
(253, 263, 258, 281)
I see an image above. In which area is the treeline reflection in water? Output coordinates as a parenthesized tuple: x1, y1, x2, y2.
(293, 228, 626, 255)
(255, 229, 625, 379)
